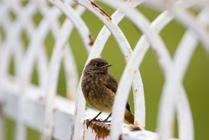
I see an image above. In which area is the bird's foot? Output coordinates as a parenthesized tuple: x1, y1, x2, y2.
(86, 118, 111, 128)
(86, 118, 102, 128)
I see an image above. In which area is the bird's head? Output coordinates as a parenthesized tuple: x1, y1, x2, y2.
(84, 58, 112, 74)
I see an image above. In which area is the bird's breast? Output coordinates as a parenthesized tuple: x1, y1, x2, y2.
(81, 74, 114, 112)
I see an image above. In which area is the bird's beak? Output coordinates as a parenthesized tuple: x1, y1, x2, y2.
(102, 64, 112, 68)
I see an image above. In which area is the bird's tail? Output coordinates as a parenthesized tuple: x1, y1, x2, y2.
(124, 110, 142, 130)
(124, 110, 134, 124)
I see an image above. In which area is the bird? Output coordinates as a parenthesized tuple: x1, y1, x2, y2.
(81, 58, 135, 124)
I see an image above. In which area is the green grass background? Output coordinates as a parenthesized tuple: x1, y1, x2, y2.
(2, 2, 209, 140)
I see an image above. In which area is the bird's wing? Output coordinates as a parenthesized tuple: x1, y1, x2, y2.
(105, 74, 132, 112)
(105, 74, 118, 93)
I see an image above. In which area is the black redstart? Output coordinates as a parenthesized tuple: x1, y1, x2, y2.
(81, 58, 134, 124)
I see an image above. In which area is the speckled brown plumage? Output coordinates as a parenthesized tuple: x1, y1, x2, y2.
(81, 58, 134, 124)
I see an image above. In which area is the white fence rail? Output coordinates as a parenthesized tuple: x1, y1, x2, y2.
(0, 0, 208, 140)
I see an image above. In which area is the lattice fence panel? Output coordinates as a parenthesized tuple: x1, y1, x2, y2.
(0, 0, 209, 140)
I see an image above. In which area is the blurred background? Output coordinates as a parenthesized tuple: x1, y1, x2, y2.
(1, 1, 209, 140)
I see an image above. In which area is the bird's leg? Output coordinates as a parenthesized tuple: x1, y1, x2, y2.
(103, 113, 111, 122)
(87, 112, 102, 127)
(92, 112, 102, 121)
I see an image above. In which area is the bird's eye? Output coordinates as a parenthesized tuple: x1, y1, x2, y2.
(95, 63, 101, 67)
(95, 63, 103, 67)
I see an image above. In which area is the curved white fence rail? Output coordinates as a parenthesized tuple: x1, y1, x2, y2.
(0, 0, 208, 140)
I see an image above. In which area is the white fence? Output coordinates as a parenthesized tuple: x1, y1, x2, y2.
(0, 0, 209, 140)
